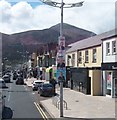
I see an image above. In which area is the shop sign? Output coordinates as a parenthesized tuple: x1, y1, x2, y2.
(112, 66, 117, 70)
(101, 62, 117, 70)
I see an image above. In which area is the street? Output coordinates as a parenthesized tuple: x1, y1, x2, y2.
(2, 79, 50, 119)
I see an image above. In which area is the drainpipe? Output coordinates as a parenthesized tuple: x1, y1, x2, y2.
(101, 41, 104, 96)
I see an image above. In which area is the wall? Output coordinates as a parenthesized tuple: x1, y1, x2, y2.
(78, 46, 102, 67)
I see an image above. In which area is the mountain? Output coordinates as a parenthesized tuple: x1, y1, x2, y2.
(2, 23, 96, 64)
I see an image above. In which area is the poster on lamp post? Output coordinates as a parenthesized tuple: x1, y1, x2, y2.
(56, 36, 66, 82)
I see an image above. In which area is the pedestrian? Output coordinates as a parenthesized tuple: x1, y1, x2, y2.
(50, 78, 57, 95)
(58, 72, 65, 86)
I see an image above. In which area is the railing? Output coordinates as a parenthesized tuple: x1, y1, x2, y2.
(52, 95, 67, 110)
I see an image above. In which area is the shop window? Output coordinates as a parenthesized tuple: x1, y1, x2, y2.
(92, 48, 97, 63)
(112, 41, 116, 54)
(106, 42, 110, 55)
(85, 50, 89, 63)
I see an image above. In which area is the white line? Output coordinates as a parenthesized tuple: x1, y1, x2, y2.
(8, 83, 11, 102)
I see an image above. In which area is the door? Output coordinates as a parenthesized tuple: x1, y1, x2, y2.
(114, 78, 117, 97)
(87, 77, 91, 94)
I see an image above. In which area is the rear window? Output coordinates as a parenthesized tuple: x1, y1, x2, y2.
(35, 81, 43, 84)
(43, 84, 52, 87)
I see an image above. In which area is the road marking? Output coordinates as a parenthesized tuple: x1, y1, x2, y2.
(36, 103, 48, 119)
(34, 102, 48, 120)
(8, 83, 11, 102)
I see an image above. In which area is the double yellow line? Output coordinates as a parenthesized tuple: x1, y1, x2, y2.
(34, 102, 48, 120)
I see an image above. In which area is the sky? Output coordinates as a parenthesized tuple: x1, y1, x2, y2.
(0, 0, 116, 34)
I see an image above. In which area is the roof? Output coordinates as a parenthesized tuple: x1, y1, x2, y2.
(66, 29, 117, 53)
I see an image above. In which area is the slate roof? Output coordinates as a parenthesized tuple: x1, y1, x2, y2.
(66, 29, 117, 53)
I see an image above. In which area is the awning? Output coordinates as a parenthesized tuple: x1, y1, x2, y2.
(46, 67, 53, 72)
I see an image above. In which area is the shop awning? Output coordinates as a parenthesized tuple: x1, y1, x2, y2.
(46, 67, 53, 72)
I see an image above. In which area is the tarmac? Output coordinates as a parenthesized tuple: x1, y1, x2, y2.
(24, 77, 116, 119)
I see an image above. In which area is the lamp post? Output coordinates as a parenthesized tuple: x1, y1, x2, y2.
(40, 0, 84, 117)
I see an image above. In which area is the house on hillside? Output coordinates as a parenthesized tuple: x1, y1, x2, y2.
(65, 29, 116, 96)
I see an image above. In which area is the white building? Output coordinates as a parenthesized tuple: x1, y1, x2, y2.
(101, 29, 117, 98)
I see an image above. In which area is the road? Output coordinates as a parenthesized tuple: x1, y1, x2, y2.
(2, 79, 49, 119)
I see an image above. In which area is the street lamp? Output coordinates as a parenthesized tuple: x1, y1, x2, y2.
(40, 0, 84, 117)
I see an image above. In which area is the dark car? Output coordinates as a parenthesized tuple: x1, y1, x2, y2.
(38, 83, 54, 97)
(16, 77, 24, 85)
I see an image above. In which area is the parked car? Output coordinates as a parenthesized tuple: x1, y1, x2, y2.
(5, 72, 11, 78)
(0, 79, 7, 88)
(38, 83, 54, 97)
(2, 75, 10, 83)
(16, 77, 24, 85)
(0, 91, 6, 119)
(32, 80, 44, 91)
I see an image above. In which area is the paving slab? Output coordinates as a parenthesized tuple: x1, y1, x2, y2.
(40, 87, 116, 119)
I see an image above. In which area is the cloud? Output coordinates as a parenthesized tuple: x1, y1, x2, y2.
(0, 0, 116, 34)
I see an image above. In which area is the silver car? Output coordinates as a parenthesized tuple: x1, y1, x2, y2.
(32, 80, 44, 91)
(2, 75, 10, 83)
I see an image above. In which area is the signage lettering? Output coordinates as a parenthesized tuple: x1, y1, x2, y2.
(112, 66, 117, 70)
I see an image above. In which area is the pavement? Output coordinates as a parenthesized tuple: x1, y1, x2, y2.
(24, 78, 116, 119)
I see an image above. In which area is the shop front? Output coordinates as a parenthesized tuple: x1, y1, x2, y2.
(70, 67, 91, 94)
(102, 62, 117, 98)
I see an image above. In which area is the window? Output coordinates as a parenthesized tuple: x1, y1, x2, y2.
(78, 51, 82, 63)
(106, 42, 110, 55)
(85, 50, 89, 63)
(67, 55, 71, 66)
(92, 49, 97, 63)
(112, 41, 116, 54)
(72, 54, 75, 66)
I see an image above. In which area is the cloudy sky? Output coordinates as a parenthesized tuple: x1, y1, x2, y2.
(0, 0, 116, 34)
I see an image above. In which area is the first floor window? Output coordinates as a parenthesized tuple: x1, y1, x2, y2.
(106, 42, 110, 55)
(92, 48, 96, 63)
(72, 54, 75, 66)
(78, 52, 82, 63)
(112, 41, 116, 54)
(85, 50, 89, 63)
